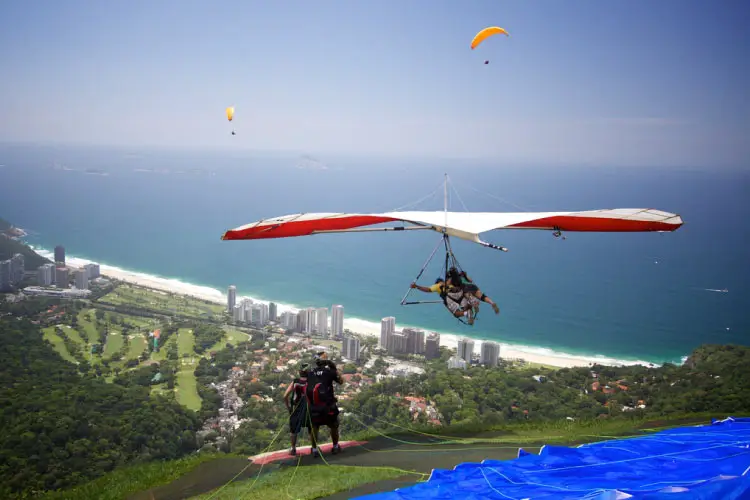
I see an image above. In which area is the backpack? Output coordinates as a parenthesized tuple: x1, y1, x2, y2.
(305, 366, 334, 410)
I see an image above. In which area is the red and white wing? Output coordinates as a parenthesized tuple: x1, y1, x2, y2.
(221, 209, 683, 243)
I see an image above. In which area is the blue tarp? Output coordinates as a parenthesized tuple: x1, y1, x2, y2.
(355, 417, 750, 499)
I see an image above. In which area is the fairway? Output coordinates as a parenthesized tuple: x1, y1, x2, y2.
(100, 283, 225, 319)
(103, 331, 124, 358)
(42, 328, 77, 364)
(127, 335, 148, 360)
(175, 366, 201, 411)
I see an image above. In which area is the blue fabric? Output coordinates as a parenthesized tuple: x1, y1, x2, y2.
(354, 417, 750, 499)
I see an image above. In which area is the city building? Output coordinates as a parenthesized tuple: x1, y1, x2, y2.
(390, 332, 407, 355)
(481, 341, 501, 367)
(250, 303, 269, 326)
(331, 304, 344, 338)
(297, 307, 316, 334)
(84, 263, 100, 279)
(55, 267, 70, 289)
(316, 307, 329, 336)
(341, 336, 361, 361)
(403, 327, 426, 355)
(37, 263, 55, 286)
(74, 268, 88, 290)
(380, 316, 395, 350)
(425, 332, 441, 359)
(280, 311, 297, 330)
(269, 302, 278, 322)
(233, 304, 244, 323)
(23, 286, 91, 299)
(457, 337, 475, 364)
(54, 245, 65, 265)
(0, 260, 10, 292)
(447, 356, 468, 370)
(227, 285, 236, 313)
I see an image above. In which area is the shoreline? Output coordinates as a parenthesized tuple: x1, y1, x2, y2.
(32, 246, 673, 369)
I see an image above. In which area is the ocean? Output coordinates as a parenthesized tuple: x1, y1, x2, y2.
(1, 142, 747, 365)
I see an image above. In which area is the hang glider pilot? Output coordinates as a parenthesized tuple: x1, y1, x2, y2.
(411, 268, 499, 324)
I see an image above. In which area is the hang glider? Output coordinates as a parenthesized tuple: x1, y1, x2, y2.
(221, 208, 683, 250)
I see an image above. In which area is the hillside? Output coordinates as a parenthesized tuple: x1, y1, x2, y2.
(0, 216, 51, 269)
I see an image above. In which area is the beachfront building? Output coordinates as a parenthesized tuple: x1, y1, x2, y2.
(250, 303, 269, 326)
(84, 263, 100, 279)
(54, 245, 65, 265)
(403, 327, 426, 355)
(331, 304, 344, 338)
(316, 307, 328, 336)
(380, 316, 395, 350)
(457, 337, 475, 364)
(269, 302, 278, 322)
(481, 341, 501, 367)
(37, 263, 55, 286)
(233, 304, 244, 323)
(74, 268, 88, 290)
(448, 356, 468, 370)
(55, 267, 70, 289)
(280, 311, 296, 330)
(297, 307, 316, 334)
(389, 332, 407, 355)
(425, 332, 440, 360)
(227, 285, 236, 313)
(341, 336, 360, 361)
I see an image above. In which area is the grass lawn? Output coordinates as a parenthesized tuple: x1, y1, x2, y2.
(42, 328, 77, 364)
(102, 331, 124, 359)
(126, 335, 148, 360)
(77, 309, 99, 343)
(99, 283, 225, 319)
(151, 336, 176, 362)
(177, 328, 195, 355)
(175, 366, 201, 411)
(192, 465, 406, 500)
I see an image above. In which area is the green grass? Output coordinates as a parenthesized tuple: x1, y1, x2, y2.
(191, 465, 408, 500)
(178, 327, 195, 354)
(77, 310, 99, 344)
(152, 336, 176, 362)
(176, 366, 201, 411)
(99, 283, 225, 319)
(37, 453, 226, 500)
(42, 328, 77, 364)
(126, 334, 148, 360)
(102, 331, 124, 359)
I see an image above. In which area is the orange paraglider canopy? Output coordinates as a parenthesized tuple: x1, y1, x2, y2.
(471, 26, 509, 50)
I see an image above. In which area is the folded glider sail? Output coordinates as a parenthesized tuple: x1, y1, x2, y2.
(221, 208, 683, 249)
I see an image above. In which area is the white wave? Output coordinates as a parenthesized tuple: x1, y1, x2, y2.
(31, 246, 675, 369)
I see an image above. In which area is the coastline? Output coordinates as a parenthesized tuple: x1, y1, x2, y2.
(32, 247, 667, 369)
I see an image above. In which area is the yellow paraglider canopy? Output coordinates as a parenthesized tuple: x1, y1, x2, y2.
(471, 27, 509, 50)
(226, 106, 235, 122)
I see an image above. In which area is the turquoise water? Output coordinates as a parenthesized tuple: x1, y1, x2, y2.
(1, 143, 747, 364)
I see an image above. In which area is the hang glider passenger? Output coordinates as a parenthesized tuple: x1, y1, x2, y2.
(452, 268, 500, 316)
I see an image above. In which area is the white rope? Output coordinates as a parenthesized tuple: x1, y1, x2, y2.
(389, 180, 444, 212)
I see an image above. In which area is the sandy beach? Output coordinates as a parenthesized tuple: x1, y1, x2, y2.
(37, 249, 656, 369)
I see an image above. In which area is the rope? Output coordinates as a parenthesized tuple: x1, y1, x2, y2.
(389, 180, 445, 212)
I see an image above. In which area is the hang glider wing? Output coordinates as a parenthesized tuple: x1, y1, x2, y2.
(221, 208, 683, 246)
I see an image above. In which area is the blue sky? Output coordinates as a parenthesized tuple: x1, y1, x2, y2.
(1, 0, 748, 167)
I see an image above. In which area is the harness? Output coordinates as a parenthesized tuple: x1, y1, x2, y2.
(402, 233, 478, 325)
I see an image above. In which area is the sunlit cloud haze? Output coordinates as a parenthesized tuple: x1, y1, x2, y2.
(1, 0, 748, 167)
